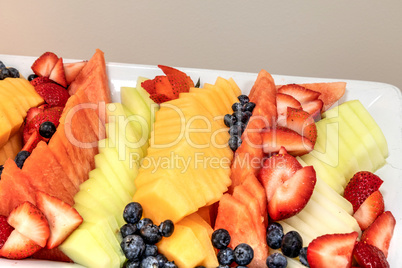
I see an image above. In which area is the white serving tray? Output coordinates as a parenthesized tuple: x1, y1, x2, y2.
(0, 54, 401, 267)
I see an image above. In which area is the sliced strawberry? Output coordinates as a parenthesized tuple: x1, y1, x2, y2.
(141, 79, 156, 94)
(158, 65, 194, 88)
(34, 82, 70, 107)
(268, 165, 316, 220)
(30, 76, 52, 87)
(167, 73, 192, 96)
(259, 149, 302, 202)
(154, 75, 175, 99)
(286, 107, 317, 145)
(301, 99, 323, 121)
(344, 171, 383, 212)
(25, 107, 43, 124)
(49, 57, 67, 87)
(307, 232, 358, 268)
(353, 190, 384, 230)
(149, 93, 172, 104)
(261, 126, 314, 156)
(63, 61, 87, 85)
(361, 211, 396, 257)
(0, 216, 14, 249)
(7, 201, 50, 248)
(23, 108, 62, 144)
(35, 191, 83, 249)
(31, 52, 59, 77)
(21, 131, 41, 153)
(354, 242, 390, 268)
(276, 93, 302, 126)
(0, 229, 42, 259)
(277, 84, 321, 104)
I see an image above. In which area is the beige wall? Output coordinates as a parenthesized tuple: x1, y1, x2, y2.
(1, 1, 401, 89)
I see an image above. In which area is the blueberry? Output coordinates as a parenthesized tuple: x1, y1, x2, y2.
(224, 114, 236, 127)
(159, 219, 174, 237)
(228, 125, 242, 136)
(217, 266, 230, 268)
(14, 151, 30, 169)
(0, 165, 3, 178)
(299, 247, 309, 267)
(211, 229, 231, 249)
(27, 74, 38, 81)
(243, 102, 256, 112)
(39, 121, 56, 139)
(244, 110, 252, 120)
(233, 111, 248, 124)
(120, 234, 145, 261)
(120, 223, 138, 238)
(238, 95, 249, 105)
(232, 102, 243, 112)
(195, 266, 206, 268)
(155, 254, 168, 268)
(0, 68, 10, 80)
(228, 135, 242, 152)
(266, 222, 284, 249)
(0, 61, 5, 68)
(137, 217, 153, 230)
(266, 252, 287, 268)
(234, 121, 246, 133)
(234, 243, 254, 265)
(163, 261, 178, 268)
(144, 244, 158, 257)
(123, 202, 143, 224)
(281, 231, 303, 258)
(7, 67, 19, 78)
(217, 247, 235, 265)
(141, 256, 159, 268)
(126, 260, 141, 268)
(140, 224, 162, 244)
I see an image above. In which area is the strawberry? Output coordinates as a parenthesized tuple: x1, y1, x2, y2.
(49, 57, 67, 87)
(31, 52, 59, 77)
(34, 82, 70, 107)
(354, 242, 390, 268)
(361, 211, 396, 257)
(7, 201, 50, 248)
(141, 79, 156, 94)
(343, 171, 383, 212)
(23, 108, 62, 144)
(35, 191, 83, 249)
(259, 149, 316, 220)
(0, 215, 13, 249)
(353, 190, 384, 230)
(0, 229, 42, 259)
(149, 93, 172, 104)
(301, 99, 323, 121)
(276, 93, 301, 126)
(278, 84, 321, 104)
(261, 126, 314, 156)
(166, 73, 192, 97)
(307, 232, 358, 268)
(158, 64, 194, 88)
(63, 61, 87, 85)
(25, 107, 43, 124)
(286, 107, 317, 145)
(30, 76, 52, 87)
(154, 75, 175, 99)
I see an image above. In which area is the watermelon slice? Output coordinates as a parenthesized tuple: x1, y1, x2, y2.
(215, 194, 269, 268)
(241, 173, 268, 228)
(22, 142, 74, 205)
(0, 159, 36, 215)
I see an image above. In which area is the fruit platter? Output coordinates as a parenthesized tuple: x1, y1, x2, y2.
(0, 50, 401, 268)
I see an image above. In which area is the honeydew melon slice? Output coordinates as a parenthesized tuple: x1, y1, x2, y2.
(281, 216, 321, 245)
(323, 116, 373, 172)
(269, 249, 305, 268)
(94, 153, 133, 203)
(347, 100, 388, 158)
(135, 76, 159, 110)
(335, 104, 385, 171)
(60, 227, 112, 268)
(278, 221, 314, 247)
(292, 210, 333, 237)
(121, 86, 151, 138)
